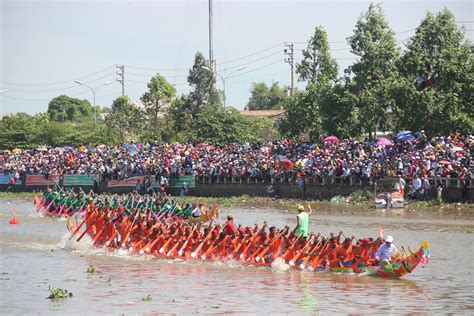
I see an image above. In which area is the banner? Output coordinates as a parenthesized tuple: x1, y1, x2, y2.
(107, 176, 148, 188)
(63, 174, 95, 186)
(25, 175, 59, 186)
(169, 175, 195, 188)
(0, 174, 22, 185)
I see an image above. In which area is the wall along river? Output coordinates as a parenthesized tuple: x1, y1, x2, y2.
(1, 198, 473, 314)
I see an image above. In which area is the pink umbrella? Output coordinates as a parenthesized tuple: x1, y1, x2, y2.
(324, 136, 340, 143)
(438, 160, 451, 165)
(377, 137, 393, 146)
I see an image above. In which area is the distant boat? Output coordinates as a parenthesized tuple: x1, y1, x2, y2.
(375, 179, 404, 209)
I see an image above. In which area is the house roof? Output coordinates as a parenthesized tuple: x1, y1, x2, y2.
(239, 110, 286, 118)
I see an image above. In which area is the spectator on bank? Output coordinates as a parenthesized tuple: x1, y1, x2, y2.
(181, 182, 189, 196)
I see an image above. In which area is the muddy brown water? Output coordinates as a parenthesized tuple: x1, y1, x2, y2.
(1, 198, 473, 314)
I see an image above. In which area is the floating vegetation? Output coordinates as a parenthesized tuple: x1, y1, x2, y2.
(141, 294, 152, 302)
(47, 286, 73, 299)
(86, 264, 97, 274)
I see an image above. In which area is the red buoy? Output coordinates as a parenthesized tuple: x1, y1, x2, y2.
(9, 208, 20, 225)
(9, 218, 19, 225)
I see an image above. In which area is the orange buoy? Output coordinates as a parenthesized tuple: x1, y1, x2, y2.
(9, 208, 20, 225)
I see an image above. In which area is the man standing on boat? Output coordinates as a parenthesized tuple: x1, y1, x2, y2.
(294, 204, 312, 239)
(375, 235, 397, 265)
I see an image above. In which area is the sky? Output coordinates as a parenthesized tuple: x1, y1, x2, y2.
(1, 0, 472, 115)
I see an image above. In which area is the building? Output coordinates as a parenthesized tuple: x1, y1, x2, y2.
(239, 109, 286, 121)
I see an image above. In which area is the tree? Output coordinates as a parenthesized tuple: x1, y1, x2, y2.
(280, 88, 323, 141)
(0, 113, 39, 149)
(319, 83, 360, 138)
(140, 74, 176, 139)
(297, 26, 338, 85)
(282, 26, 339, 140)
(346, 3, 400, 138)
(105, 96, 142, 143)
(394, 9, 474, 134)
(184, 52, 221, 119)
(47, 95, 93, 122)
(246, 82, 288, 110)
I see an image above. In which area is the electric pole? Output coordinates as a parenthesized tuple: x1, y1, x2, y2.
(284, 43, 295, 96)
(116, 65, 125, 96)
(208, 0, 215, 73)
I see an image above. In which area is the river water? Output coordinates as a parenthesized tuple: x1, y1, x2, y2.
(1, 198, 473, 315)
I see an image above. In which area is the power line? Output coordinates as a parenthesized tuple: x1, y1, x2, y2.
(128, 79, 188, 86)
(217, 42, 284, 65)
(227, 59, 284, 79)
(125, 65, 189, 71)
(0, 73, 116, 93)
(0, 66, 115, 86)
(219, 50, 283, 71)
(226, 69, 288, 85)
(127, 72, 188, 78)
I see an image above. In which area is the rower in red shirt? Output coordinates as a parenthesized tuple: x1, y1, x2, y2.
(225, 214, 238, 237)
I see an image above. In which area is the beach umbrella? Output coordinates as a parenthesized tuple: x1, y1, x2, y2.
(76, 153, 86, 159)
(63, 146, 74, 151)
(377, 137, 393, 146)
(281, 159, 294, 169)
(438, 160, 451, 165)
(397, 130, 412, 137)
(398, 134, 415, 141)
(196, 143, 209, 148)
(324, 136, 340, 143)
(11, 148, 22, 153)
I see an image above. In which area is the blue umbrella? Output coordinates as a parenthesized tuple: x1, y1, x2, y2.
(397, 130, 412, 137)
(398, 134, 415, 141)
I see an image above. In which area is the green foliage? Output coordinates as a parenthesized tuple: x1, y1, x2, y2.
(394, 9, 474, 135)
(0, 113, 39, 148)
(47, 95, 93, 123)
(346, 3, 400, 139)
(281, 89, 323, 141)
(183, 52, 221, 119)
(47, 286, 73, 299)
(282, 26, 340, 141)
(105, 96, 142, 143)
(297, 26, 338, 85)
(194, 107, 279, 144)
(140, 74, 176, 140)
(246, 82, 288, 110)
(319, 83, 360, 138)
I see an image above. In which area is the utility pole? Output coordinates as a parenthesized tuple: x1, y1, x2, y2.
(116, 65, 125, 96)
(209, 0, 214, 72)
(284, 43, 295, 96)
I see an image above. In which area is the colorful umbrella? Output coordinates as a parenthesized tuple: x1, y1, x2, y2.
(280, 159, 294, 169)
(324, 136, 340, 143)
(438, 160, 451, 165)
(398, 134, 415, 141)
(377, 137, 393, 146)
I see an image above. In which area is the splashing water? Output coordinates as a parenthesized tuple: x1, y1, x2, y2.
(271, 257, 291, 272)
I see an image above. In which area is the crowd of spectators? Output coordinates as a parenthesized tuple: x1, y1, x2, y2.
(1, 132, 472, 190)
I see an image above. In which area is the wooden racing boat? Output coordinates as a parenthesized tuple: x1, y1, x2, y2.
(66, 209, 430, 279)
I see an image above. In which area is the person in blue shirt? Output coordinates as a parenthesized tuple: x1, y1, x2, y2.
(375, 235, 397, 266)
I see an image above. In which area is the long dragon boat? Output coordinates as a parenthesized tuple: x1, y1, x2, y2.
(35, 189, 217, 224)
(66, 208, 430, 279)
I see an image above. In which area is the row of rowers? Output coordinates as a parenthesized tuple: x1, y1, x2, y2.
(222, 204, 397, 267)
(84, 204, 397, 268)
